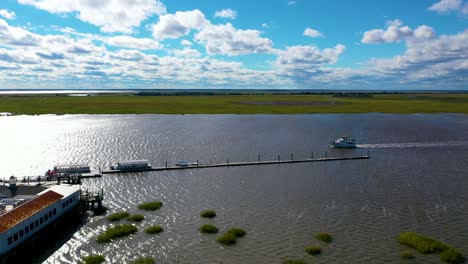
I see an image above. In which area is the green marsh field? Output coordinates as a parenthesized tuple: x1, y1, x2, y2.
(0, 93, 467, 114)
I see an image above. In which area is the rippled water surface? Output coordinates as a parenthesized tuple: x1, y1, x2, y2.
(1, 114, 468, 264)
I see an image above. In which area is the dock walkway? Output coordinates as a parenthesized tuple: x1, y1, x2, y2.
(102, 155, 369, 174)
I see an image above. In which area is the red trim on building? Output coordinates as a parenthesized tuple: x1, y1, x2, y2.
(0, 191, 63, 233)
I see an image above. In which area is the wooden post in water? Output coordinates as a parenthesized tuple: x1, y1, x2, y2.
(165, 162, 168, 168)
(311, 152, 314, 159)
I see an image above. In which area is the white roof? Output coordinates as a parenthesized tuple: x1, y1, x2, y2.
(54, 164, 89, 168)
(38, 185, 80, 198)
(118, 160, 150, 165)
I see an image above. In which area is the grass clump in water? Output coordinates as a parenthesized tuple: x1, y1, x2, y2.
(144, 225, 163, 234)
(398, 232, 447, 254)
(282, 259, 306, 264)
(131, 257, 155, 264)
(217, 233, 237, 245)
(226, 228, 246, 237)
(200, 210, 216, 218)
(199, 224, 219, 234)
(128, 214, 145, 222)
(440, 248, 465, 264)
(138, 201, 163, 211)
(217, 227, 246, 245)
(106, 211, 129, 222)
(78, 254, 105, 264)
(398, 232, 465, 264)
(96, 224, 138, 243)
(315, 232, 333, 243)
(305, 245, 322, 256)
(400, 250, 414, 259)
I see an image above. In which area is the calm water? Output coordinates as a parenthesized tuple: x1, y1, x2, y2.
(1, 114, 468, 264)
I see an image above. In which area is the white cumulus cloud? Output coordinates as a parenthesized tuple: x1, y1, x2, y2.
(181, 40, 193, 46)
(17, 0, 166, 33)
(362, 22, 435, 44)
(107, 36, 162, 50)
(152, 9, 208, 40)
(276, 44, 345, 68)
(303, 27, 323, 38)
(428, 0, 468, 14)
(195, 23, 274, 56)
(0, 9, 16, 20)
(214, 9, 237, 19)
(0, 18, 41, 46)
(171, 48, 201, 58)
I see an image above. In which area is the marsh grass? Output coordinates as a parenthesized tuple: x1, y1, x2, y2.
(217, 227, 246, 245)
(217, 233, 237, 245)
(400, 250, 414, 259)
(282, 259, 306, 264)
(199, 224, 218, 234)
(106, 212, 129, 222)
(305, 245, 322, 256)
(226, 228, 246, 237)
(131, 257, 155, 264)
(200, 210, 216, 218)
(398, 232, 447, 254)
(440, 248, 465, 264)
(315, 232, 333, 243)
(78, 254, 105, 264)
(3, 94, 468, 114)
(138, 201, 163, 211)
(398, 232, 465, 264)
(128, 214, 145, 222)
(144, 225, 163, 234)
(96, 224, 137, 243)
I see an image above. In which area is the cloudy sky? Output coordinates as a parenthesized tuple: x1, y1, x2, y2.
(0, 0, 467, 90)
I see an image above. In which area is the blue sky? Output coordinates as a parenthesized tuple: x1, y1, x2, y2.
(0, 0, 466, 90)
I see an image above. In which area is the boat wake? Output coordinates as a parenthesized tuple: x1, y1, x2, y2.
(357, 141, 468, 149)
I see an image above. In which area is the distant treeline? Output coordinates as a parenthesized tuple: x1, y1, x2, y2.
(136, 91, 377, 97)
(137, 92, 267, 96)
(331, 93, 373, 98)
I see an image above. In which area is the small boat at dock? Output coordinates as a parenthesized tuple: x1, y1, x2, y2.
(45, 164, 101, 178)
(331, 137, 357, 148)
(109, 160, 152, 172)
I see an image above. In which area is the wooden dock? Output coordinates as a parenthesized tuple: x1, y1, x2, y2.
(102, 155, 369, 174)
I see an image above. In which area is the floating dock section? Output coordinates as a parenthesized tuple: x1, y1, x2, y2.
(102, 155, 369, 174)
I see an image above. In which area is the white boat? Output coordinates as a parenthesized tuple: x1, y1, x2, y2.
(331, 137, 357, 148)
(110, 160, 152, 171)
(46, 164, 91, 176)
